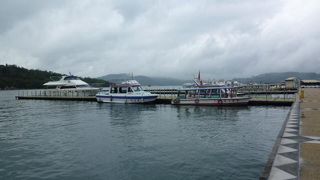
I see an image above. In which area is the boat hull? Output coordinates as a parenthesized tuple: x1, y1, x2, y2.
(96, 95, 158, 104)
(171, 97, 251, 106)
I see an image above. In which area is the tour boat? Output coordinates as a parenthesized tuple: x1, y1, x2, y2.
(173, 71, 250, 106)
(96, 80, 158, 103)
(171, 86, 251, 106)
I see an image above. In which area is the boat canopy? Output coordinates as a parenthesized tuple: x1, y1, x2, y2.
(111, 80, 141, 88)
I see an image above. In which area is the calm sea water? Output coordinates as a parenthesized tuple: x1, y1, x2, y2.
(0, 90, 290, 180)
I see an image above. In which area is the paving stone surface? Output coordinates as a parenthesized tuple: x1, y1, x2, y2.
(300, 88, 320, 180)
(263, 88, 320, 180)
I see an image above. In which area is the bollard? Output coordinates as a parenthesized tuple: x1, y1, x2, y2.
(300, 90, 304, 100)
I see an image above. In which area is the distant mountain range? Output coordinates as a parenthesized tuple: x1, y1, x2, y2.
(99, 73, 190, 86)
(2, 64, 320, 89)
(100, 72, 320, 85)
(233, 72, 320, 84)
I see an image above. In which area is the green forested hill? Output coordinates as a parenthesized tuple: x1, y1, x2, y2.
(0, 64, 108, 89)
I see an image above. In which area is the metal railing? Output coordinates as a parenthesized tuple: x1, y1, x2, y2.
(248, 93, 296, 102)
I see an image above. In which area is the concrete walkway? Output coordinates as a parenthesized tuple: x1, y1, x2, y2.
(261, 88, 320, 180)
(300, 88, 320, 180)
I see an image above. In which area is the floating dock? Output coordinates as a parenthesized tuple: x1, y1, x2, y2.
(260, 88, 320, 180)
(16, 96, 96, 101)
(15, 89, 295, 106)
(15, 89, 97, 101)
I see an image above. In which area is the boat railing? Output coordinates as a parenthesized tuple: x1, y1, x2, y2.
(155, 93, 178, 100)
(247, 93, 296, 102)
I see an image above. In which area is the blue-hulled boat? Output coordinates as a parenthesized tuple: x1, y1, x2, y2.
(96, 80, 158, 103)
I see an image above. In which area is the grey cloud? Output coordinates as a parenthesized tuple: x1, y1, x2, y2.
(0, 0, 319, 79)
(0, 0, 65, 33)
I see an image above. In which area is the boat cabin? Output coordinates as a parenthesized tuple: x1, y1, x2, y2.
(96, 80, 158, 103)
(109, 86, 142, 94)
(177, 87, 238, 99)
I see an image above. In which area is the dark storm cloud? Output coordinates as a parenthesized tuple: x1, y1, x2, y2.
(0, 0, 319, 79)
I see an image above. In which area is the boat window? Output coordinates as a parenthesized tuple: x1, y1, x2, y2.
(102, 89, 109, 93)
(64, 76, 80, 80)
(119, 87, 127, 93)
(132, 86, 142, 92)
(128, 87, 133, 92)
(60, 86, 76, 89)
(111, 87, 118, 93)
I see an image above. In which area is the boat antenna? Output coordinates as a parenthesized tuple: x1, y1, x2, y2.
(196, 70, 203, 86)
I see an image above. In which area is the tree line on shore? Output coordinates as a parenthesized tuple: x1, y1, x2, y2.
(0, 64, 109, 90)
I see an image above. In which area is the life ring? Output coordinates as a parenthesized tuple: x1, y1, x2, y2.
(218, 99, 223, 105)
(173, 98, 180, 104)
(195, 98, 200, 104)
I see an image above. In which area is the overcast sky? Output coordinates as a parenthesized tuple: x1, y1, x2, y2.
(0, 0, 319, 79)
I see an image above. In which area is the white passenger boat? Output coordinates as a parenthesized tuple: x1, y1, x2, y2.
(96, 80, 158, 103)
(171, 86, 251, 106)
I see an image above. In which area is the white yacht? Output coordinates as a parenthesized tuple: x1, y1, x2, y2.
(42, 75, 100, 98)
(96, 80, 158, 103)
(43, 75, 99, 90)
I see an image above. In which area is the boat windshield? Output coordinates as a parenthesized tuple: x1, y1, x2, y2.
(64, 76, 80, 80)
(132, 86, 142, 92)
(102, 89, 109, 93)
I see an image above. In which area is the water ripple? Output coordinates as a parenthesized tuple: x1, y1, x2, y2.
(0, 90, 290, 180)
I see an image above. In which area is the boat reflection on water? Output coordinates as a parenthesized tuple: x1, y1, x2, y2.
(175, 105, 250, 120)
(97, 103, 157, 126)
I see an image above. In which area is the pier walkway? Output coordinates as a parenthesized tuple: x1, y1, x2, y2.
(261, 88, 320, 180)
(300, 88, 320, 180)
